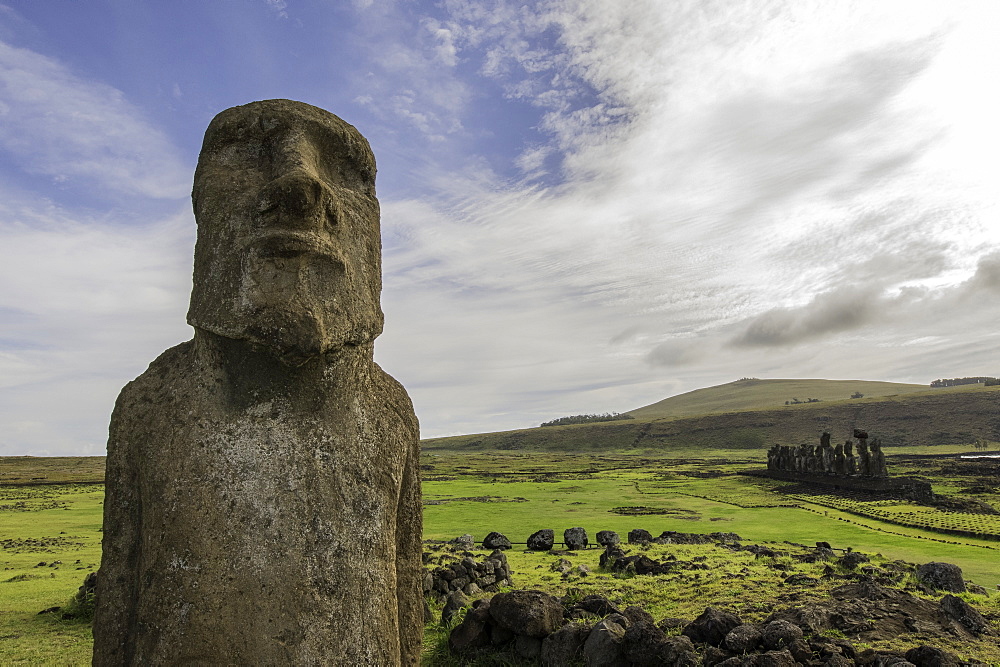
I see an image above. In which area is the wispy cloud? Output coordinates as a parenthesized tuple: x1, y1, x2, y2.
(0, 39, 188, 200)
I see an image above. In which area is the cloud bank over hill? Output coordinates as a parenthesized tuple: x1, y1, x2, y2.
(1, 1, 999, 454)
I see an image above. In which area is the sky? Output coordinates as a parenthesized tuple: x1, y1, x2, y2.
(2, 1, 999, 456)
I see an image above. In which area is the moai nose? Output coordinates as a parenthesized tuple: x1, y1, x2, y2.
(258, 170, 327, 229)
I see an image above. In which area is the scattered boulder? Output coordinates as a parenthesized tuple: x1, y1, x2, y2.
(628, 528, 653, 543)
(596, 530, 620, 546)
(482, 532, 512, 550)
(527, 529, 554, 551)
(683, 607, 742, 646)
(915, 562, 966, 593)
(489, 590, 564, 638)
(939, 594, 990, 635)
(839, 551, 870, 569)
(564, 527, 589, 550)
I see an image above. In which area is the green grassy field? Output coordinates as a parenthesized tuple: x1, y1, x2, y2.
(0, 484, 103, 665)
(2, 449, 998, 665)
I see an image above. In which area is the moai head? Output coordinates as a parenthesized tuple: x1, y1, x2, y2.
(820, 432, 831, 448)
(187, 100, 383, 366)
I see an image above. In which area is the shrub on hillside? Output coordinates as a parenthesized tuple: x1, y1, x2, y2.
(540, 413, 635, 427)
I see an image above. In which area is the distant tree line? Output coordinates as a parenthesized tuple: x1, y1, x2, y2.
(930, 377, 998, 387)
(784, 397, 821, 405)
(539, 412, 635, 427)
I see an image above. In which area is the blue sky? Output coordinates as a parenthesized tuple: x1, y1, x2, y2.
(2, 1, 1000, 455)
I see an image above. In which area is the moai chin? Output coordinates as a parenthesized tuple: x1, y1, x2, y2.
(93, 100, 422, 666)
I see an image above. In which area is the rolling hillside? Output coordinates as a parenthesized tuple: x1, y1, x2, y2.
(629, 378, 932, 420)
(423, 381, 1000, 454)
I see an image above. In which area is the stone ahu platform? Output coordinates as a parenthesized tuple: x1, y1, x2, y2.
(744, 468, 935, 503)
(749, 429, 934, 503)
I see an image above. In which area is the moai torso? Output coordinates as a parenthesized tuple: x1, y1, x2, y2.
(93, 100, 422, 666)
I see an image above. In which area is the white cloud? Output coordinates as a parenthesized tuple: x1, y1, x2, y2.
(0, 39, 189, 199)
(0, 192, 195, 455)
(371, 1, 1000, 436)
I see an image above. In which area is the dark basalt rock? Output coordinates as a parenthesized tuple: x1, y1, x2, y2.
(573, 594, 621, 618)
(939, 594, 990, 635)
(760, 619, 803, 650)
(583, 617, 628, 667)
(628, 528, 653, 543)
(839, 551, 871, 569)
(526, 529, 554, 551)
(482, 531, 511, 550)
(489, 590, 564, 638)
(682, 607, 742, 646)
(441, 590, 469, 625)
(915, 562, 966, 593)
(564, 527, 588, 550)
(541, 622, 591, 666)
(904, 644, 963, 667)
(723, 623, 763, 653)
(596, 530, 620, 546)
(449, 598, 493, 654)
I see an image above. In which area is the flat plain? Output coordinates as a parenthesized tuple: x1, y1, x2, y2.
(2, 444, 999, 665)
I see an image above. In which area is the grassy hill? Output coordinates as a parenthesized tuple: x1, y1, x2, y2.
(629, 378, 932, 420)
(423, 382, 1000, 454)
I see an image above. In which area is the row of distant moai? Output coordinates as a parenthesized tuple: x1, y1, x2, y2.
(766, 429, 888, 478)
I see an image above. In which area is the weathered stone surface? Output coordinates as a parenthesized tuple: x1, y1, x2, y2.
(628, 528, 653, 543)
(723, 623, 763, 653)
(452, 534, 475, 550)
(583, 618, 628, 666)
(939, 594, 989, 635)
(527, 529, 555, 551)
(760, 620, 803, 650)
(482, 531, 512, 550)
(682, 607, 742, 646)
(442, 590, 469, 625)
(622, 615, 698, 667)
(541, 622, 591, 666)
(449, 599, 493, 654)
(839, 551, 870, 569)
(915, 562, 966, 593)
(564, 527, 588, 550)
(574, 594, 621, 618)
(93, 100, 421, 666)
(596, 530, 620, 546)
(489, 590, 564, 638)
(904, 644, 963, 667)
(515, 634, 543, 660)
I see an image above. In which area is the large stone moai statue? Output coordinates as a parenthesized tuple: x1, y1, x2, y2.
(93, 100, 422, 665)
